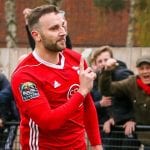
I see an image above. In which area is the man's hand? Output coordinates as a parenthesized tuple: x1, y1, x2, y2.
(78, 57, 96, 97)
(103, 118, 115, 134)
(105, 58, 118, 71)
(100, 96, 112, 107)
(123, 120, 136, 136)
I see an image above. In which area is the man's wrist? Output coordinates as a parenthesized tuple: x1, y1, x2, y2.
(78, 89, 88, 97)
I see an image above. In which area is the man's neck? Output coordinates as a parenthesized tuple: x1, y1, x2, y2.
(34, 47, 60, 64)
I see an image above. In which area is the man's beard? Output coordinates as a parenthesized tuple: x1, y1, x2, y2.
(44, 42, 63, 52)
(41, 35, 66, 52)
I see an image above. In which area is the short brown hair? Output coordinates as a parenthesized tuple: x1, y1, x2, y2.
(90, 45, 113, 64)
(27, 5, 60, 31)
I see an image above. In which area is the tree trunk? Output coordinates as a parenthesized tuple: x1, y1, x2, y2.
(4, 0, 17, 48)
(126, 0, 136, 47)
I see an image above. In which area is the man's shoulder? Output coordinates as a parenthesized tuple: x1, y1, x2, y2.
(63, 48, 81, 57)
(117, 60, 127, 68)
(113, 68, 133, 81)
(113, 60, 134, 81)
(12, 53, 36, 78)
(63, 48, 82, 64)
(117, 67, 133, 75)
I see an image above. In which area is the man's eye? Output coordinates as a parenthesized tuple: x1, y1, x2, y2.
(51, 26, 59, 30)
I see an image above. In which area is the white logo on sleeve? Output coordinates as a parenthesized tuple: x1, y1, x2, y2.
(53, 80, 61, 88)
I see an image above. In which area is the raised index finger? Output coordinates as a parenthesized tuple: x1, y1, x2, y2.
(79, 57, 84, 72)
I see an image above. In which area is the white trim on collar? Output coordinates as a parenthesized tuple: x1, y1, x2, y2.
(32, 50, 65, 69)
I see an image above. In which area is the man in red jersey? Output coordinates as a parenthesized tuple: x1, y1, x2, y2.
(11, 5, 102, 150)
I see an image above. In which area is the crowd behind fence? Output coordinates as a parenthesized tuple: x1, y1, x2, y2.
(0, 122, 150, 150)
(0, 47, 150, 149)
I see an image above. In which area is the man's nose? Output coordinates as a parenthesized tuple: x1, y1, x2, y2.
(59, 26, 67, 35)
(101, 61, 106, 66)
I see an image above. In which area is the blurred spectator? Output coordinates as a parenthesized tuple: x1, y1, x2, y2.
(100, 55, 150, 149)
(0, 71, 19, 150)
(90, 46, 140, 150)
(23, 8, 72, 50)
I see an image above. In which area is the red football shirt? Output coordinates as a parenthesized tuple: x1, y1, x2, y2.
(11, 48, 101, 150)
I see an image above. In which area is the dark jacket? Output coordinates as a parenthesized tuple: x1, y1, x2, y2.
(0, 73, 19, 124)
(111, 60, 134, 123)
(91, 60, 134, 124)
(91, 71, 109, 124)
(0, 74, 19, 149)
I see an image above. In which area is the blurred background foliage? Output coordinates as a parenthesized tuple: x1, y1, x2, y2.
(93, 0, 125, 12)
(136, 0, 150, 46)
(93, 0, 150, 46)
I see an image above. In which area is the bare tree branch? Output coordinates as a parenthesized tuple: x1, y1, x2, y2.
(4, 0, 17, 48)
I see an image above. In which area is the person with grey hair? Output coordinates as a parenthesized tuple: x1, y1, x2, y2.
(11, 5, 102, 150)
(99, 55, 150, 149)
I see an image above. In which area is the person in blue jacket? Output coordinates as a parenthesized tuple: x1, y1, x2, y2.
(0, 72, 19, 150)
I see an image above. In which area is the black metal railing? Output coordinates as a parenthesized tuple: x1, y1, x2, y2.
(0, 122, 150, 150)
(98, 125, 150, 150)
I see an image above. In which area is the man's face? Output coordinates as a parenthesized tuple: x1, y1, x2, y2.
(137, 63, 150, 84)
(36, 12, 67, 52)
(95, 51, 111, 71)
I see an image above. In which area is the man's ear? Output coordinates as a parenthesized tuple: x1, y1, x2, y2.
(31, 30, 41, 42)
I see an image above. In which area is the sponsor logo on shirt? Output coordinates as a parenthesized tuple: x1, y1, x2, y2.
(20, 82, 39, 101)
(67, 84, 79, 100)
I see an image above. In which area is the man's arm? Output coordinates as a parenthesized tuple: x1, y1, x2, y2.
(11, 57, 96, 132)
(99, 58, 132, 97)
(84, 94, 102, 147)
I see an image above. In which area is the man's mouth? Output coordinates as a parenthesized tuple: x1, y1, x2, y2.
(141, 74, 150, 84)
(143, 74, 150, 79)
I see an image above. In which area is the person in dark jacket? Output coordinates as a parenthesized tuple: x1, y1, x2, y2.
(23, 8, 72, 51)
(100, 55, 150, 150)
(0, 72, 19, 150)
(90, 46, 140, 150)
